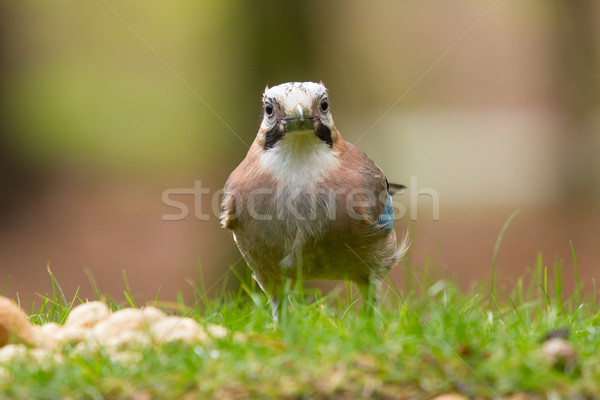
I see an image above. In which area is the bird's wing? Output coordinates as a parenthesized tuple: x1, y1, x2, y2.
(220, 145, 258, 230)
(220, 141, 276, 230)
(374, 181, 405, 232)
(336, 141, 393, 232)
(375, 184, 395, 233)
(220, 175, 237, 229)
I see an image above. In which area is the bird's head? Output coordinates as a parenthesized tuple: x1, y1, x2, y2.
(258, 82, 338, 150)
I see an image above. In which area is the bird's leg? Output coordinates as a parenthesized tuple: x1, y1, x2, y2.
(252, 272, 282, 320)
(270, 277, 299, 322)
(359, 277, 383, 314)
(269, 295, 280, 322)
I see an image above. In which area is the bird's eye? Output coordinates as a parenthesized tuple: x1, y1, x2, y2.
(320, 98, 329, 113)
(265, 103, 274, 117)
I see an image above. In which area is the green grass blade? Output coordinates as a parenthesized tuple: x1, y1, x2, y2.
(570, 241, 582, 305)
(47, 264, 68, 306)
(490, 210, 520, 303)
(554, 258, 563, 312)
(153, 285, 162, 307)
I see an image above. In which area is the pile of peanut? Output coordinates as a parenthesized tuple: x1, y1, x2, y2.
(0, 295, 235, 368)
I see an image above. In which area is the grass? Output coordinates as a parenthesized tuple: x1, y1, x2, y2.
(2, 240, 599, 398)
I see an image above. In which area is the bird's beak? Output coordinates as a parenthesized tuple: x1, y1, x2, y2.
(282, 104, 315, 132)
(294, 104, 304, 121)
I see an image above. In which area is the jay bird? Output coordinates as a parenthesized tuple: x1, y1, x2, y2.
(221, 82, 408, 317)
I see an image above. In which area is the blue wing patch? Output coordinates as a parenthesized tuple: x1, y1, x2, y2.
(375, 191, 394, 233)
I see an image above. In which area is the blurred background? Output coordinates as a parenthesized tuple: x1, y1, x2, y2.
(1, 1, 599, 307)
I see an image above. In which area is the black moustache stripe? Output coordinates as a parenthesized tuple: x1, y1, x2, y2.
(263, 121, 333, 150)
(315, 121, 333, 147)
(264, 124, 284, 150)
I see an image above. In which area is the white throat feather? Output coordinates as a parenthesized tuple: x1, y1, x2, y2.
(259, 130, 340, 187)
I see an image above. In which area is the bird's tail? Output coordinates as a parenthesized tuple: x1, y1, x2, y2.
(388, 182, 407, 196)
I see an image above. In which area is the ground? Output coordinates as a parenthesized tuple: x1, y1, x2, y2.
(0, 250, 598, 400)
